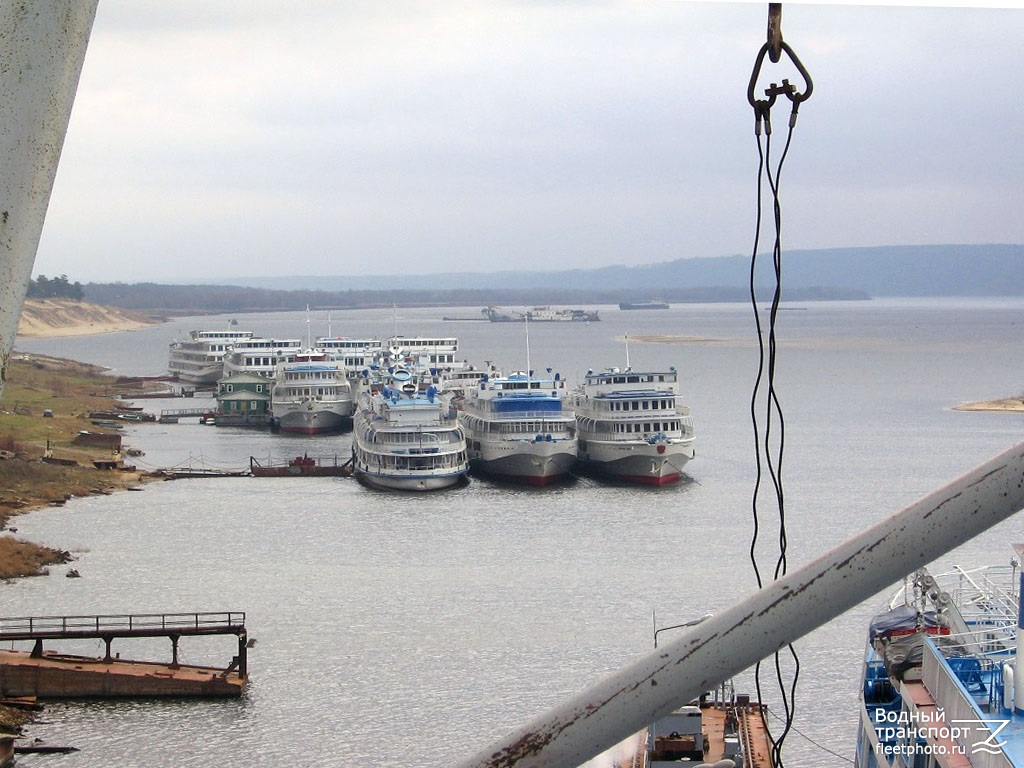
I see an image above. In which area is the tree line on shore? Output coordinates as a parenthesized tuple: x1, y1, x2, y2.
(27, 274, 84, 300)
(78, 281, 860, 314)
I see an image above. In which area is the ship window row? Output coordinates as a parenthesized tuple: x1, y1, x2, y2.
(235, 341, 300, 349)
(284, 371, 336, 381)
(282, 387, 341, 397)
(321, 339, 382, 349)
(200, 332, 251, 340)
(394, 339, 457, 347)
(602, 398, 675, 412)
(579, 418, 682, 434)
(364, 429, 464, 445)
(362, 452, 466, 471)
(594, 373, 673, 385)
(244, 356, 291, 367)
(463, 417, 573, 435)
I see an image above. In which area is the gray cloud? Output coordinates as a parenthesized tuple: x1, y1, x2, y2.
(32, 2, 1024, 282)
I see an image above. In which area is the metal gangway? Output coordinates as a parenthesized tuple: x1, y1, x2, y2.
(158, 408, 215, 423)
(0, 611, 249, 676)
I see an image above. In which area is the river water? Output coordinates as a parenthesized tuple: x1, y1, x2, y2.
(8, 298, 1024, 767)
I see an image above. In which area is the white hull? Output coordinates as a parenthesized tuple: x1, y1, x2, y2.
(274, 404, 351, 434)
(170, 364, 222, 385)
(353, 468, 467, 492)
(469, 439, 577, 485)
(271, 351, 353, 433)
(577, 438, 694, 485)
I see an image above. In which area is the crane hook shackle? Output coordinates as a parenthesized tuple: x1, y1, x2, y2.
(747, 39, 813, 112)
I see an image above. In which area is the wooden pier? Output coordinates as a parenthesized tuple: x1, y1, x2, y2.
(0, 612, 248, 698)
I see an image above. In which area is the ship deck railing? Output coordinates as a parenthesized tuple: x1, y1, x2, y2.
(0, 611, 246, 642)
(470, 409, 574, 421)
(921, 637, 1017, 768)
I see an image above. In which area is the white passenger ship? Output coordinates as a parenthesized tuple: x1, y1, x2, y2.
(167, 329, 254, 385)
(221, 337, 303, 379)
(573, 367, 695, 485)
(351, 365, 468, 491)
(459, 371, 577, 486)
(315, 336, 384, 371)
(386, 335, 465, 371)
(270, 350, 354, 434)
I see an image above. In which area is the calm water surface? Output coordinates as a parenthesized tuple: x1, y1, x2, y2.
(9, 299, 1024, 767)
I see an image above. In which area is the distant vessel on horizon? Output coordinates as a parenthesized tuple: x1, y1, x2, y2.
(618, 299, 669, 310)
(481, 306, 599, 323)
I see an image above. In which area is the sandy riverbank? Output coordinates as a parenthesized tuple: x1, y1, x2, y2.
(16, 299, 161, 338)
(953, 398, 1024, 412)
(0, 354, 161, 579)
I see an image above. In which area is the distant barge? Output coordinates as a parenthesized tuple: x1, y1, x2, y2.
(618, 299, 670, 310)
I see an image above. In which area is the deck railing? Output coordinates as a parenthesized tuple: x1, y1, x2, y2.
(0, 611, 246, 641)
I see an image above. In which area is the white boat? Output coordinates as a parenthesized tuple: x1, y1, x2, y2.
(525, 305, 600, 322)
(481, 306, 600, 323)
(351, 365, 468, 491)
(573, 367, 695, 485)
(857, 549, 1024, 768)
(386, 335, 465, 370)
(221, 336, 303, 379)
(167, 329, 254, 385)
(459, 371, 577, 486)
(270, 350, 354, 434)
(439, 363, 502, 409)
(315, 336, 384, 371)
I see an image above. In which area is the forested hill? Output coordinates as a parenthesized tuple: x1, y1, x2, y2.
(81, 244, 1023, 312)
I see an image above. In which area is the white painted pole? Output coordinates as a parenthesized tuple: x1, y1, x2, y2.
(0, 1, 97, 401)
(455, 441, 1024, 768)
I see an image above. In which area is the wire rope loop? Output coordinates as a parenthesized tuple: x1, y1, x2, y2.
(747, 40, 814, 111)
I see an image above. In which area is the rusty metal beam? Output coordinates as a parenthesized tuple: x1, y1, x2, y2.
(0, 1, 98, 401)
(455, 441, 1024, 768)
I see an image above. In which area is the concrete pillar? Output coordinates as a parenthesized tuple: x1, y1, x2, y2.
(0, 1, 98, 401)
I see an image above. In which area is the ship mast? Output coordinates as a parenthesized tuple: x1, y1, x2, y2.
(525, 313, 532, 376)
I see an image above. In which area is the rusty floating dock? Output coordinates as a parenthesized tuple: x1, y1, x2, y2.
(249, 454, 353, 477)
(0, 612, 248, 698)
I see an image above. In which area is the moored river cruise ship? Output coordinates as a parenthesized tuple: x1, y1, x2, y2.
(459, 370, 577, 486)
(167, 328, 255, 385)
(270, 350, 354, 434)
(573, 367, 695, 485)
(351, 365, 468, 491)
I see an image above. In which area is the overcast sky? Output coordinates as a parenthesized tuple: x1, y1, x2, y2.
(29, 1, 1024, 284)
